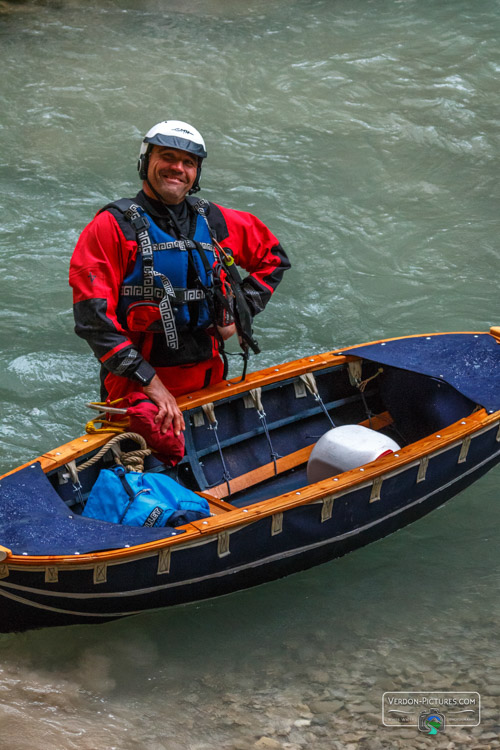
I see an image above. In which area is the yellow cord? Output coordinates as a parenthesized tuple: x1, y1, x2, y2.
(85, 397, 131, 434)
(85, 417, 129, 434)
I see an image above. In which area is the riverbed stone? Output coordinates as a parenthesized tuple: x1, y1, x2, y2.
(309, 699, 344, 714)
(347, 702, 377, 713)
(481, 708, 498, 719)
(254, 738, 282, 750)
(292, 703, 313, 718)
(340, 732, 368, 742)
(485, 684, 500, 696)
(306, 668, 330, 685)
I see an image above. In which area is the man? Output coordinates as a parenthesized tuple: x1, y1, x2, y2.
(70, 120, 290, 439)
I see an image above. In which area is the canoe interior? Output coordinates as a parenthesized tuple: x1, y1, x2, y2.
(49, 359, 477, 516)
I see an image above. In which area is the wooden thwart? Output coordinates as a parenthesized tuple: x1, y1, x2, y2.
(197, 492, 235, 514)
(205, 411, 394, 500)
(206, 444, 315, 500)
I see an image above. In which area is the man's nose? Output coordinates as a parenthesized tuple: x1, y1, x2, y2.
(168, 159, 184, 172)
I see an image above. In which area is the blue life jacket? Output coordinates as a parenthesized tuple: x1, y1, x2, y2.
(114, 202, 217, 348)
(82, 466, 210, 528)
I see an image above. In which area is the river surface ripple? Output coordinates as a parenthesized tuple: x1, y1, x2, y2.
(0, 1, 499, 748)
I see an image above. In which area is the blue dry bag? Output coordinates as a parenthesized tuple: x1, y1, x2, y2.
(82, 466, 210, 528)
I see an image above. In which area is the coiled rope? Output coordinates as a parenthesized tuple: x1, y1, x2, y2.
(76, 432, 151, 474)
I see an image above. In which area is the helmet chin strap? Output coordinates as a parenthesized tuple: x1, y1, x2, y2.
(144, 177, 191, 239)
(145, 177, 171, 206)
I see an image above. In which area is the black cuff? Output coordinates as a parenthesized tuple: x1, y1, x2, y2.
(241, 281, 266, 317)
(131, 359, 156, 386)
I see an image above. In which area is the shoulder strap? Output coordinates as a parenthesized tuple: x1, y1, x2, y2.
(98, 198, 138, 215)
(186, 196, 210, 216)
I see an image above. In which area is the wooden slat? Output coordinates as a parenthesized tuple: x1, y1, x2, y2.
(205, 444, 315, 500)
(204, 411, 394, 499)
(361, 411, 394, 431)
(197, 492, 234, 514)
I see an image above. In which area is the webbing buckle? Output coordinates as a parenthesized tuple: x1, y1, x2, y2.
(125, 211, 150, 232)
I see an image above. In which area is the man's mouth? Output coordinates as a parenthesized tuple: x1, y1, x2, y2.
(161, 173, 184, 185)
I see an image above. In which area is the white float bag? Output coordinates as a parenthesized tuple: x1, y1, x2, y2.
(82, 466, 210, 527)
(307, 425, 400, 483)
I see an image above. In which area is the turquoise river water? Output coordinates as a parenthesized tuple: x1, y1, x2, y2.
(0, 1, 499, 748)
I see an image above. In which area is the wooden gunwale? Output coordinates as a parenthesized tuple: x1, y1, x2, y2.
(3, 407, 498, 568)
(0, 331, 495, 568)
(0, 350, 348, 483)
(0, 331, 486, 481)
(189, 409, 499, 533)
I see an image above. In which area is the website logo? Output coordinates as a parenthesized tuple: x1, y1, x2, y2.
(419, 711, 445, 735)
(382, 691, 480, 730)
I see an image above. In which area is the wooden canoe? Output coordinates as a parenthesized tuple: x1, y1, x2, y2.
(0, 330, 499, 632)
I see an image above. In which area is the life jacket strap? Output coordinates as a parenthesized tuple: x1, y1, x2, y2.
(120, 203, 179, 349)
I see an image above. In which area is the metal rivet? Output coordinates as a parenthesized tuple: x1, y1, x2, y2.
(436, 435, 441, 438)
(203, 521, 208, 525)
(296, 491, 301, 495)
(83, 439, 88, 443)
(333, 477, 339, 481)
(22, 552, 28, 556)
(360, 468, 364, 472)
(461, 421, 466, 425)
(274, 368, 280, 372)
(394, 454, 399, 457)
(309, 358, 315, 362)
(243, 509, 248, 513)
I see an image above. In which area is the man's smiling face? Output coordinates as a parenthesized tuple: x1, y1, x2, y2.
(144, 146, 198, 204)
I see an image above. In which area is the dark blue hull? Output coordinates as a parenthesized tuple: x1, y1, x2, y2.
(1, 420, 498, 632)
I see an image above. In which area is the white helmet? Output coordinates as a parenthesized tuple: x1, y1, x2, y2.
(138, 120, 207, 191)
